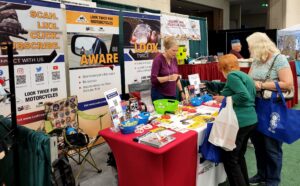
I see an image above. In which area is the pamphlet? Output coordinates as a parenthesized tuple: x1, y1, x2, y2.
(188, 74, 201, 94)
(136, 129, 176, 148)
(104, 88, 122, 130)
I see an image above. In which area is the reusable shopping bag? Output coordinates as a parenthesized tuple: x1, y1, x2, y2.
(256, 82, 300, 144)
(199, 122, 222, 163)
(208, 96, 239, 151)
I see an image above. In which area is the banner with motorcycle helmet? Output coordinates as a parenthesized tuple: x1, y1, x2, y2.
(0, 0, 67, 125)
(123, 12, 161, 93)
(66, 5, 121, 111)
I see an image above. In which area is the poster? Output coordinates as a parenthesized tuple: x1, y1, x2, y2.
(189, 19, 201, 40)
(123, 12, 161, 93)
(0, 0, 67, 125)
(161, 14, 200, 40)
(66, 5, 121, 110)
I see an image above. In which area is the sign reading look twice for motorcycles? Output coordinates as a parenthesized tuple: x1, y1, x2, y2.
(0, 0, 67, 125)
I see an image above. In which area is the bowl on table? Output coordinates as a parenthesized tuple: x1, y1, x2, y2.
(190, 97, 203, 107)
(138, 112, 150, 125)
(119, 118, 139, 134)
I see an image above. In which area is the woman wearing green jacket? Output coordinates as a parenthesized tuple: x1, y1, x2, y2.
(206, 54, 257, 186)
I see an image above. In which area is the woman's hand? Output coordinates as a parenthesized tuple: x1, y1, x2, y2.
(169, 74, 179, 81)
(213, 95, 225, 103)
(254, 81, 262, 91)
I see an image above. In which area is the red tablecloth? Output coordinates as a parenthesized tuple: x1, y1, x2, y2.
(178, 63, 224, 81)
(99, 128, 198, 186)
(178, 62, 298, 108)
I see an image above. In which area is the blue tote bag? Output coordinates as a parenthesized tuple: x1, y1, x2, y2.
(256, 82, 300, 144)
(199, 122, 222, 163)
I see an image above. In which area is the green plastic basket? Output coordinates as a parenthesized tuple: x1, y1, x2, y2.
(153, 99, 179, 114)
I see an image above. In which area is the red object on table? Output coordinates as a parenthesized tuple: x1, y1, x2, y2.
(99, 128, 198, 186)
(178, 62, 298, 108)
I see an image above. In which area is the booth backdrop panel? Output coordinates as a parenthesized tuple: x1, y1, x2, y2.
(123, 12, 160, 93)
(0, 0, 67, 125)
(99, 128, 198, 186)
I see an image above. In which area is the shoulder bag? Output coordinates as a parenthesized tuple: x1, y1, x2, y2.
(260, 54, 294, 100)
(256, 82, 300, 144)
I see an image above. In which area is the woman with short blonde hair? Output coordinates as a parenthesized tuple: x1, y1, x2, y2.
(246, 32, 293, 186)
(150, 36, 185, 101)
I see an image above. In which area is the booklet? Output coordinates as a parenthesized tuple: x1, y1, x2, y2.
(136, 129, 176, 148)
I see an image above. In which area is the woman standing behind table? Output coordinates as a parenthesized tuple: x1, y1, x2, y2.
(150, 36, 185, 101)
(206, 54, 257, 186)
(246, 32, 293, 186)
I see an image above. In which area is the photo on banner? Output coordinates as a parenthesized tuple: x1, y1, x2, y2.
(66, 5, 121, 111)
(123, 13, 161, 93)
(0, 0, 67, 125)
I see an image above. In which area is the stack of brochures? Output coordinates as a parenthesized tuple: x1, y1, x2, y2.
(135, 128, 176, 148)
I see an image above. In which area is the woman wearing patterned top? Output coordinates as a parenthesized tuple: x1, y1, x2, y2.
(246, 32, 293, 186)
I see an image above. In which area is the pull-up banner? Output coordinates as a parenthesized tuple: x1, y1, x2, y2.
(66, 5, 121, 110)
(123, 12, 161, 93)
(161, 14, 201, 40)
(0, 0, 67, 125)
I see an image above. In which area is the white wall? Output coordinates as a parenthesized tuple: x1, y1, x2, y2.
(185, 0, 230, 29)
(285, 0, 300, 28)
(100, 0, 170, 12)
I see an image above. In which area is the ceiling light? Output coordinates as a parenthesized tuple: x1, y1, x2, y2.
(261, 3, 268, 7)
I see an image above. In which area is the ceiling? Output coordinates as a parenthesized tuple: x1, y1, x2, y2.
(171, 0, 269, 15)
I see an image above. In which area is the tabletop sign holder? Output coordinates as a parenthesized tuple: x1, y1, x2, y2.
(104, 88, 123, 131)
(188, 74, 201, 95)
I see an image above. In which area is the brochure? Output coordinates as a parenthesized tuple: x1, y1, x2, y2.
(104, 88, 122, 130)
(188, 74, 201, 94)
(136, 128, 176, 148)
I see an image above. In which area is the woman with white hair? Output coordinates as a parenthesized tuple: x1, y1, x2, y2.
(246, 32, 293, 186)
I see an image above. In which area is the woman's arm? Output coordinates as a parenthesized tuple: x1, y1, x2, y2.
(221, 74, 251, 104)
(176, 78, 185, 100)
(256, 67, 293, 91)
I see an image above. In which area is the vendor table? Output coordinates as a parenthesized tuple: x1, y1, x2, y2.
(178, 62, 298, 108)
(99, 128, 198, 186)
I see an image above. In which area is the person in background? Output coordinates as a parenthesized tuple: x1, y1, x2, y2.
(206, 54, 257, 186)
(230, 39, 244, 59)
(246, 32, 293, 186)
(151, 36, 185, 102)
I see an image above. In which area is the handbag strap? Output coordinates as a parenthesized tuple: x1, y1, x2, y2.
(272, 82, 287, 106)
(264, 54, 280, 82)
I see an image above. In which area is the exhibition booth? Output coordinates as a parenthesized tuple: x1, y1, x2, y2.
(0, 0, 299, 185)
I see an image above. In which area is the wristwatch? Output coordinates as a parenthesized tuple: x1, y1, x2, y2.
(179, 90, 184, 93)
